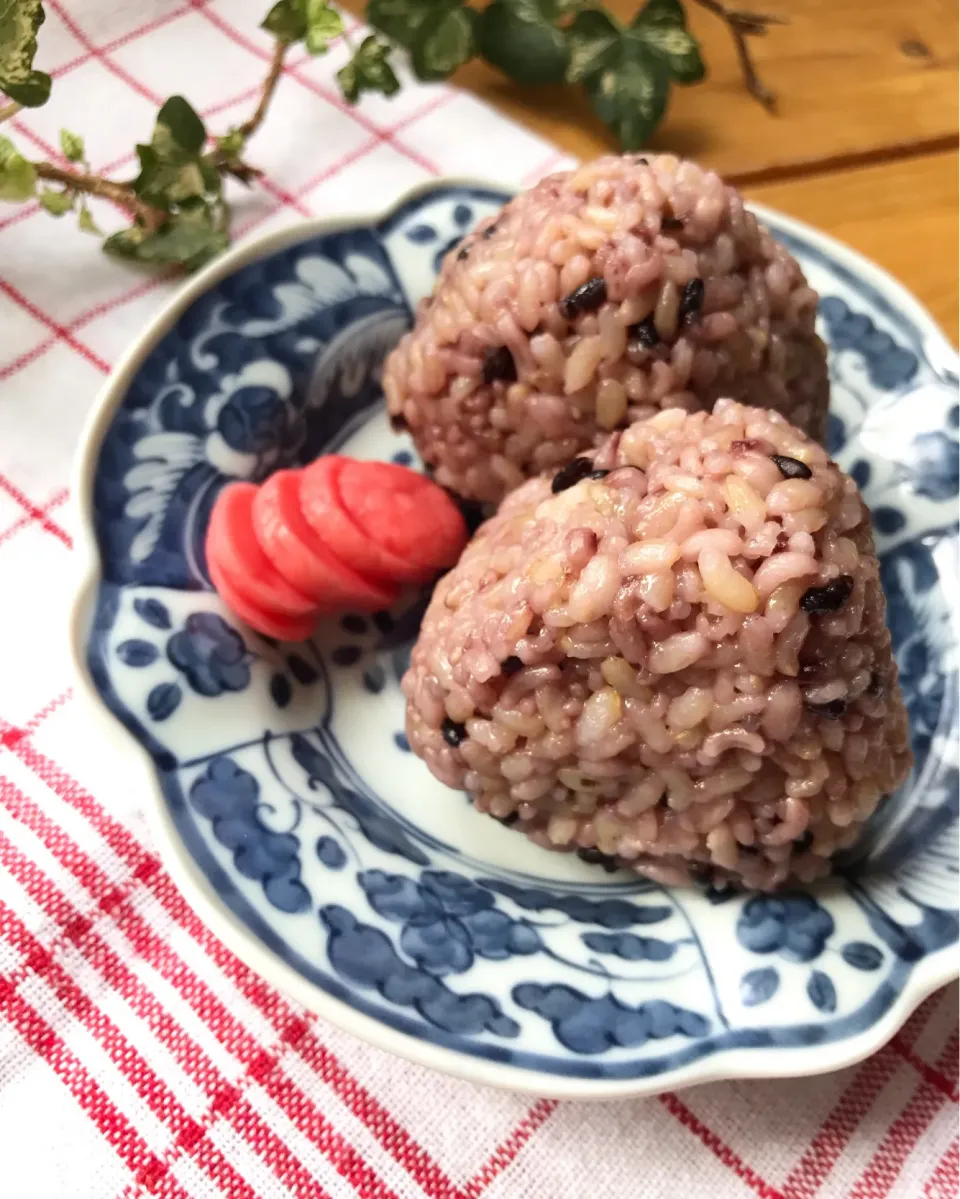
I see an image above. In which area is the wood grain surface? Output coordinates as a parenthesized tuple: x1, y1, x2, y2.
(446, 0, 959, 180)
(747, 150, 959, 341)
(344, 0, 958, 340)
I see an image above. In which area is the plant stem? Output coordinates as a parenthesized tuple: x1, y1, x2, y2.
(33, 162, 165, 230)
(238, 39, 288, 139)
(0, 101, 22, 124)
(692, 0, 786, 113)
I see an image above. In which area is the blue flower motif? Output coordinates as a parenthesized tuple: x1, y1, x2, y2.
(740, 967, 779, 1006)
(190, 757, 310, 913)
(360, 869, 539, 976)
(405, 223, 438, 245)
(513, 985, 708, 1054)
(736, 894, 835, 962)
(320, 906, 519, 1037)
(217, 384, 303, 459)
(167, 613, 250, 697)
(826, 412, 846, 457)
(581, 931, 675, 962)
(807, 969, 837, 1013)
(117, 639, 159, 667)
(905, 431, 959, 501)
(147, 682, 182, 721)
(842, 941, 883, 971)
(481, 879, 671, 928)
(881, 535, 952, 764)
(290, 734, 428, 865)
(819, 297, 918, 390)
(316, 835, 346, 870)
(134, 597, 171, 630)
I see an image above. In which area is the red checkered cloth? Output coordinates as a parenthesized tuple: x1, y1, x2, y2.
(0, 2, 957, 1196)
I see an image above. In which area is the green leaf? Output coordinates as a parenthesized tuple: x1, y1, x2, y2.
(336, 35, 400, 104)
(132, 96, 217, 209)
(134, 146, 212, 205)
(155, 95, 205, 157)
(0, 0, 51, 107)
(582, 37, 670, 149)
(261, 0, 307, 43)
(411, 5, 474, 81)
(59, 127, 84, 162)
(366, 0, 433, 50)
(566, 9, 621, 83)
(631, 0, 704, 84)
(2, 68, 49, 106)
(38, 186, 73, 215)
(304, 0, 342, 54)
(104, 203, 228, 272)
(216, 128, 244, 157)
(77, 205, 99, 235)
(476, 0, 569, 86)
(0, 132, 36, 200)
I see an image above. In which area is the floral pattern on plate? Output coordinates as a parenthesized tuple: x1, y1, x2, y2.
(79, 185, 959, 1088)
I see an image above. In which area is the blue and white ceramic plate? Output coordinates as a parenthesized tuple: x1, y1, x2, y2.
(71, 179, 959, 1098)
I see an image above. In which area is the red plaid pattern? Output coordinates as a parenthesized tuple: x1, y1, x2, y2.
(0, 3, 956, 1195)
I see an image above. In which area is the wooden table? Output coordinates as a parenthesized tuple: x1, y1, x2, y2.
(445, 0, 959, 342)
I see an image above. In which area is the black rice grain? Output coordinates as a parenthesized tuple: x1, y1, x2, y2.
(441, 718, 468, 747)
(801, 576, 854, 614)
(679, 277, 705, 323)
(627, 314, 659, 350)
(551, 456, 595, 493)
(482, 345, 517, 385)
(560, 276, 607, 320)
(771, 454, 813, 480)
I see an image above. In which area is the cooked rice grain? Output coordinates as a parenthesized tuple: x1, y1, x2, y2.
(402, 402, 912, 890)
(384, 154, 829, 503)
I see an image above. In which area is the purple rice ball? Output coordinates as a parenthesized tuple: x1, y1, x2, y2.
(383, 154, 829, 505)
(402, 401, 912, 891)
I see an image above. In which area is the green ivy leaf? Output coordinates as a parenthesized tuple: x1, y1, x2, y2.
(476, 0, 569, 86)
(304, 0, 342, 54)
(132, 97, 215, 208)
(411, 5, 474, 81)
(336, 35, 400, 103)
(566, 9, 621, 83)
(216, 128, 245, 157)
(154, 95, 206, 158)
(366, 0, 435, 50)
(77, 205, 99, 235)
(133, 144, 206, 206)
(632, 0, 704, 84)
(564, 8, 673, 148)
(59, 128, 85, 162)
(104, 202, 228, 272)
(0, 132, 36, 200)
(0, 0, 51, 107)
(38, 186, 73, 215)
(261, 0, 307, 43)
(582, 35, 670, 149)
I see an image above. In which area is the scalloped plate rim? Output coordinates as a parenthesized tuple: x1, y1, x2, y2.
(68, 176, 960, 1100)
